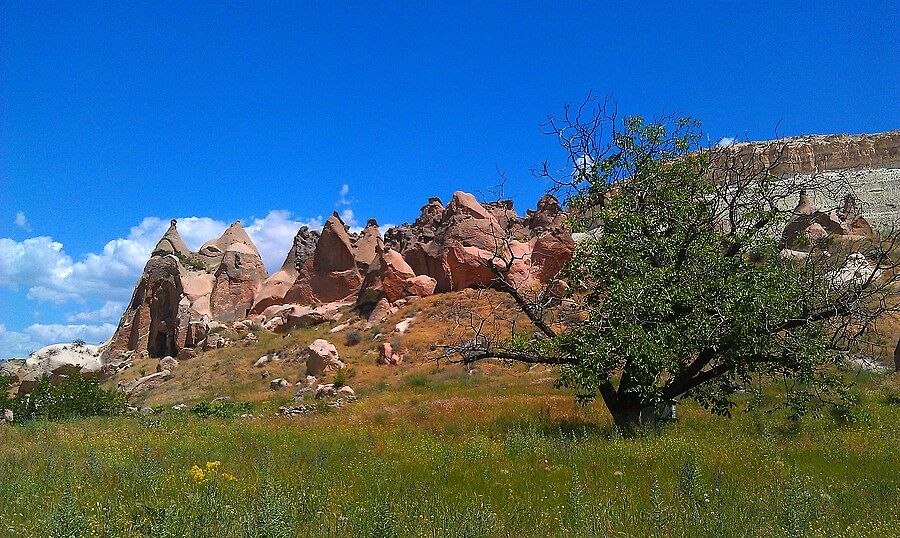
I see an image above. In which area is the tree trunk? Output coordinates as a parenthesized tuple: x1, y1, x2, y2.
(609, 400, 676, 433)
(610, 406, 642, 431)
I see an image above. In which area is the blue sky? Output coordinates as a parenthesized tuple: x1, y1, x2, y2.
(1, 1, 898, 358)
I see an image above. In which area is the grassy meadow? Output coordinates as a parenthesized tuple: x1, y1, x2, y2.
(2, 292, 899, 537)
(2, 369, 899, 537)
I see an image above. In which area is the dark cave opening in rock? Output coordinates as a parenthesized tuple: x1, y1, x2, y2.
(147, 280, 179, 358)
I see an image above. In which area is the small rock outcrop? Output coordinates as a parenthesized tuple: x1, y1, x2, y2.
(302, 339, 344, 377)
(782, 191, 874, 246)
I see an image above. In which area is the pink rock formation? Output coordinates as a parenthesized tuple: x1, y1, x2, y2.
(286, 213, 364, 304)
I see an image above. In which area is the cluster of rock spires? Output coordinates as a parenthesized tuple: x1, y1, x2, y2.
(103, 191, 573, 362)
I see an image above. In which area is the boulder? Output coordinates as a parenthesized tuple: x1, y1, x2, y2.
(315, 383, 356, 400)
(157, 356, 178, 372)
(359, 247, 433, 305)
(367, 298, 393, 327)
(395, 317, 414, 334)
(445, 244, 496, 290)
(2, 409, 13, 424)
(176, 347, 197, 361)
(378, 343, 402, 365)
(270, 378, 289, 389)
(121, 370, 170, 397)
(405, 275, 437, 297)
(253, 355, 271, 368)
(302, 339, 344, 377)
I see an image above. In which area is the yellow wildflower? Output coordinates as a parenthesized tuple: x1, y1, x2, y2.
(221, 473, 237, 482)
(206, 461, 221, 471)
(188, 465, 206, 481)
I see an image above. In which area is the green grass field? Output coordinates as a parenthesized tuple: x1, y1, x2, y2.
(1, 371, 899, 537)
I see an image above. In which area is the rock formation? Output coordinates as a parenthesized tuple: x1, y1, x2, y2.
(383, 191, 573, 294)
(106, 219, 264, 359)
(783, 191, 875, 246)
(284, 212, 365, 304)
(251, 226, 319, 313)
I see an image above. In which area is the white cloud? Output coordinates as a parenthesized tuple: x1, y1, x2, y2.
(339, 208, 358, 230)
(0, 323, 36, 359)
(66, 301, 124, 322)
(0, 237, 74, 292)
(245, 210, 323, 271)
(25, 323, 117, 344)
(717, 136, 737, 148)
(338, 183, 351, 205)
(14, 212, 31, 232)
(0, 210, 334, 307)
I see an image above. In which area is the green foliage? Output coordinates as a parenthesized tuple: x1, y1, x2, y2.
(174, 251, 207, 271)
(189, 399, 251, 419)
(4, 374, 125, 423)
(332, 368, 348, 388)
(519, 114, 867, 425)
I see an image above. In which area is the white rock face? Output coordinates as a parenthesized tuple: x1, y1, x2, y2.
(18, 343, 104, 379)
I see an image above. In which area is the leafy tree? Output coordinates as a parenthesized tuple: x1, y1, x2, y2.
(447, 101, 900, 430)
(6, 373, 125, 422)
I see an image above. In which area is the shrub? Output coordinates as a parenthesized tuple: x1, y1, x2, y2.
(189, 399, 251, 419)
(345, 330, 364, 346)
(8, 374, 126, 423)
(333, 368, 348, 388)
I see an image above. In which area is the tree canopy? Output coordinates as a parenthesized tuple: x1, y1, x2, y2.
(448, 104, 900, 430)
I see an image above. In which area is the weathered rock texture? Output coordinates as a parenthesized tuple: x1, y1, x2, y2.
(103, 131, 897, 365)
(384, 191, 573, 294)
(107, 220, 263, 358)
(719, 131, 900, 231)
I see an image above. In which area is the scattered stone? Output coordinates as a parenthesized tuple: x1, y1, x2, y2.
(302, 339, 344, 376)
(329, 322, 350, 333)
(2, 409, 13, 423)
(157, 356, 179, 372)
(253, 355, 271, 368)
(172, 403, 188, 411)
(279, 395, 358, 416)
(211, 396, 231, 403)
(378, 343, 402, 365)
(395, 317, 414, 334)
(261, 370, 271, 379)
(176, 347, 197, 360)
(367, 298, 392, 327)
(315, 383, 356, 399)
(270, 377, 289, 389)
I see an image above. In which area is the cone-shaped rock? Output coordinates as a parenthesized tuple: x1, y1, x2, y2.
(353, 219, 383, 271)
(285, 213, 363, 304)
(207, 221, 268, 321)
(152, 219, 193, 259)
(251, 226, 320, 313)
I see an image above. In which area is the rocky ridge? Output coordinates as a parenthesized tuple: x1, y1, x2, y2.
(4, 130, 898, 387)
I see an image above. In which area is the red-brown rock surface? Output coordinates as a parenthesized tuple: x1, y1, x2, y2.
(285, 213, 364, 304)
